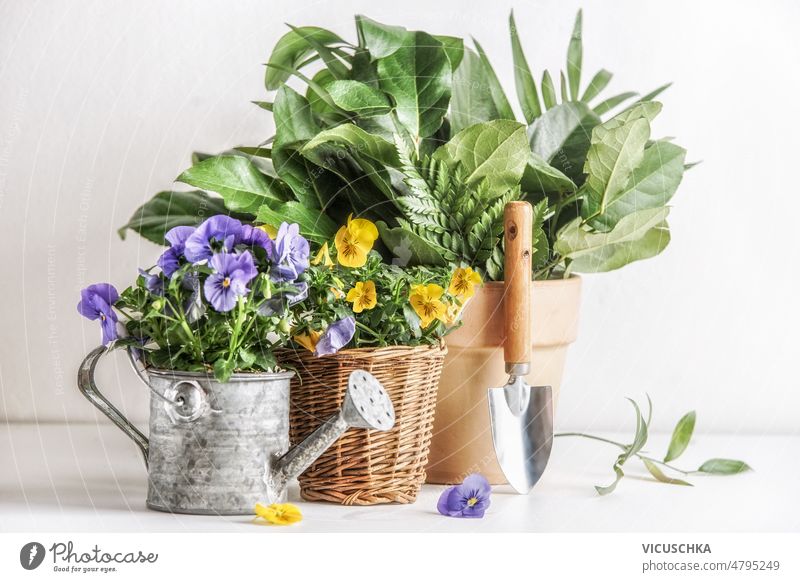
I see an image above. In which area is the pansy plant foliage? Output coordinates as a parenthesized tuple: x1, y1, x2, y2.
(288, 217, 480, 355)
(78, 215, 309, 382)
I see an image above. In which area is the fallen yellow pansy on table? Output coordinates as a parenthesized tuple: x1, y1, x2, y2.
(253, 503, 303, 525)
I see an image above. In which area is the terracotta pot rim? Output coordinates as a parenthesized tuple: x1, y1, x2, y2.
(481, 274, 581, 288)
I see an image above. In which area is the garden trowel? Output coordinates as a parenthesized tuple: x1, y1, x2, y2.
(488, 201, 554, 494)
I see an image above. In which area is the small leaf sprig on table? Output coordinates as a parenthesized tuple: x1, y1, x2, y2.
(555, 396, 752, 495)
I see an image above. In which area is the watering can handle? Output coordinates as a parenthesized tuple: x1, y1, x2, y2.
(77, 346, 149, 467)
(503, 201, 532, 375)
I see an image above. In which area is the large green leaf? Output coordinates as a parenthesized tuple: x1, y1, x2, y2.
(355, 15, 410, 59)
(591, 140, 686, 231)
(521, 152, 577, 195)
(570, 221, 670, 273)
(118, 190, 232, 244)
(301, 123, 400, 167)
(566, 10, 583, 100)
(265, 26, 345, 90)
(325, 80, 391, 116)
(434, 120, 528, 195)
(449, 48, 502, 135)
(285, 24, 348, 81)
(376, 221, 448, 266)
(177, 155, 286, 214)
(377, 31, 451, 139)
(528, 101, 600, 182)
(255, 202, 337, 244)
(472, 39, 515, 120)
(582, 119, 651, 221)
(664, 411, 696, 463)
(509, 10, 542, 123)
(556, 206, 669, 261)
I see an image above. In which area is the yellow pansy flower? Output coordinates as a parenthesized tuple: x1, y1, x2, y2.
(346, 281, 377, 313)
(294, 329, 321, 353)
(257, 224, 278, 238)
(334, 215, 379, 268)
(409, 284, 447, 328)
(312, 242, 334, 268)
(449, 267, 482, 299)
(254, 502, 303, 525)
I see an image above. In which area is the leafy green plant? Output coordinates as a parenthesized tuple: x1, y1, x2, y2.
(556, 397, 752, 495)
(119, 10, 690, 281)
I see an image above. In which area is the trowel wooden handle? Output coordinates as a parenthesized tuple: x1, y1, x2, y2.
(504, 201, 532, 372)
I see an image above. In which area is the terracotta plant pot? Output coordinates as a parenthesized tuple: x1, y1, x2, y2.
(426, 277, 582, 485)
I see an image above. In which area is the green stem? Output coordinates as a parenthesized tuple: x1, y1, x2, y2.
(555, 432, 691, 475)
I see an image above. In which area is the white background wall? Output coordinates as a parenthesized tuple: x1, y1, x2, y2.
(1, 0, 797, 435)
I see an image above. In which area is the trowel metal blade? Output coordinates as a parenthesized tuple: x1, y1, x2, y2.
(488, 378, 554, 494)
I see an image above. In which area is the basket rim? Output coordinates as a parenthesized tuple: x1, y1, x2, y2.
(277, 340, 447, 359)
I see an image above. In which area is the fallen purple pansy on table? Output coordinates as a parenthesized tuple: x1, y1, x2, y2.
(437, 473, 492, 518)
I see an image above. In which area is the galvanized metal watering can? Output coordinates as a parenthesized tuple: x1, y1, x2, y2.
(77, 346, 396, 515)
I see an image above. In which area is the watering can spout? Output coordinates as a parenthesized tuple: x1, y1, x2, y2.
(266, 370, 395, 503)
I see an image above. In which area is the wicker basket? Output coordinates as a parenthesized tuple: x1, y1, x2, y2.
(280, 342, 447, 505)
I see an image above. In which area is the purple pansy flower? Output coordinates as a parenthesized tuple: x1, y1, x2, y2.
(77, 283, 120, 345)
(184, 215, 243, 263)
(315, 316, 355, 356)
(157, 225, 196, 277)
(269, 222, 310, 282)
(138, 269, 164, 295)
(204, 251, 258, 312)
(240, 224, 275, 255)
(437, 473, 492, 518)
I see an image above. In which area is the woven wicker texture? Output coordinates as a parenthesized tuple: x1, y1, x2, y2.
(281, 343, 446, 505)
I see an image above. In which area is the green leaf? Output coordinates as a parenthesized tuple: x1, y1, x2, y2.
(528, 101, 600, 182)
(697, 459, 752, 475)
(472, 38, 516, 120)
(177, 155, 285, 214)
(301, 123, 400, 167)
(325, 80, 391, 116)
(541, 70, 556, 109)
(595, 464, 624, 496)
(265, 26, 345, 90)
(594, 91, 638, 116)
(531, 198, 550, 268)
(213, 358, 235, 382)
(556, 206, 670, 261)
(449, 48, 502, 134)
(377, 31, 452, 139)
(560, 71, 569, 102)
(356, 15, 410, 59)
(252, 100, 273, 112)
(255, 202, 337, 245)
(434, 120, 529, 194)
(596, 397, 649, 495)
(286, 24, 349, 80)
(642, 459, 693, 486)
(435, 35, 464, 70)
(273, 86, 319, 148)
(664, 411, 696, 462)
(639, 82, 672, 103)
(566, 220, 670, 273)
(580, 69, 613, 102)
(118, 190, 231, 244)
(521, 152, 577, 194)
(566, 10, 583, 100)
(591, 140, 686, 231)
(581, 114, 652, 220)
(377, 221, 448, 266)
(509, 10, 542, 123)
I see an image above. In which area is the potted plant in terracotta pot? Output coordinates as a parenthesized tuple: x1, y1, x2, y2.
(118, 12, 689, 486)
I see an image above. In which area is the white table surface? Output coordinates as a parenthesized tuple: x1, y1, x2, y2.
(1, 423, 796, 532)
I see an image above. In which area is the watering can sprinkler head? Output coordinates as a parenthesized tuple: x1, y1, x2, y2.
(266, 370, 395, 502)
